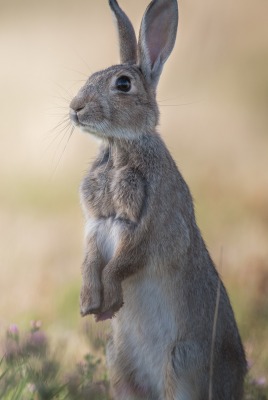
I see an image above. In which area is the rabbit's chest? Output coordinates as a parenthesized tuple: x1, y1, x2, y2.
(81, 170, 115, 217)
(80, 166, 145, 262)
(81, 166, 145, 223)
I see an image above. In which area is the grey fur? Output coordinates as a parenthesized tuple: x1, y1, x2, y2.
(138, 0, 179, 87)
(109, 0, 137, 64)
(69, 0, 247, 399)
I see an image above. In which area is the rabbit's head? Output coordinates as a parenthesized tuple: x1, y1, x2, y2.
(70, 0, 178, 140)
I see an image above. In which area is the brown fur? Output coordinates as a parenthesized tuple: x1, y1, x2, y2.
(69, 0, 247, 398)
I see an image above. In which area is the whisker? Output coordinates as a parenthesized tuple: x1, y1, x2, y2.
(43, 120, 71, 153)
(50, 116, 70, 131)
(43, 117, 69, 141)
(46, 113, 70, 117)
(159, 101, 202, 107)
(53, 81, 74, 99)
(45, 105, 69, 111)
(42, 110, 70, 151)
(51, 95, 71, 104)
(49, 123, 75, 178)
(158, 97, 178, 102)
(62, 65, 90, 78)
(73, 49, 93, 75)
(55, 122, 73, 147)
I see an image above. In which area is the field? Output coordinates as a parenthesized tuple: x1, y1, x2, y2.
(0, 0, 267, 398)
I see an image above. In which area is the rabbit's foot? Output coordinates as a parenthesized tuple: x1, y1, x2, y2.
(80, 284, 102, 317)
(99, 272, 124, 319)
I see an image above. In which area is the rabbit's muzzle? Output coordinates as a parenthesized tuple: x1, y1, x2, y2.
(69, 108, 80, 126)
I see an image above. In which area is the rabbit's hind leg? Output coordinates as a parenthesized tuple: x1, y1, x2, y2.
(164, 342, 205, 400)
(107, 338, 155, 400)
(109, 382, 153, 400)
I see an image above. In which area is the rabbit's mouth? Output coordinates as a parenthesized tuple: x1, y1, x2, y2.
(70, 112, 100, 135)
(69, 108, 90, 130)
(69, 108, 80, 125)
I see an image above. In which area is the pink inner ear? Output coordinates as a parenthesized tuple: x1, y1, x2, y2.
(145, 4, 172, 65)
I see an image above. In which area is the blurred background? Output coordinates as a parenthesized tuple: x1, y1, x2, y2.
(0, 0, 267, 380)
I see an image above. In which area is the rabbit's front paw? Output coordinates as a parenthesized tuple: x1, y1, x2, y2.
(98, 272, 123, 320)
(80, 283, 102, 317)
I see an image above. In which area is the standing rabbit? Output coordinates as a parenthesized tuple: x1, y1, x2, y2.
(69, 0, 247, 399)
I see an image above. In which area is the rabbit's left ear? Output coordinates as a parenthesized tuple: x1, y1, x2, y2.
(109, 0, 138, 64)
(138, 0, 178, 88)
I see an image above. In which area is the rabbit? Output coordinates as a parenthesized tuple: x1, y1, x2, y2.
(69, 0, 247, 399)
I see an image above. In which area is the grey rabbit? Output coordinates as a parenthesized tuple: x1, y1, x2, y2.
(69, 0, 247, 398)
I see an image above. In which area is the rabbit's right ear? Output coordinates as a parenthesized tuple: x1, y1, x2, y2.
(138, 0, 178, 89)
(109, 0, 137, 64)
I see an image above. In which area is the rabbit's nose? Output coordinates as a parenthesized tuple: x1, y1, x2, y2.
(69, 96, 85, 124)
(69, 108, 80, 124)
(70, 97, 85, 113)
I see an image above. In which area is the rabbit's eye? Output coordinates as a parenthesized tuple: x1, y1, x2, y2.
(115, 76, 131, 92)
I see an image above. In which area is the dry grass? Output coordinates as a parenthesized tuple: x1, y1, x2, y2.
(0, 0, 267, 389)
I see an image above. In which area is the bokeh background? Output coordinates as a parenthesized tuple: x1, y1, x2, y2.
(1, 0, 268, 381)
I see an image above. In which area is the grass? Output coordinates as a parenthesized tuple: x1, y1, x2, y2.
(0, 322, 267, 399)
(0, 323, 110, 400)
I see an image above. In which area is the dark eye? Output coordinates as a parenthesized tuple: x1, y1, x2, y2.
(115, 76, 131, 92)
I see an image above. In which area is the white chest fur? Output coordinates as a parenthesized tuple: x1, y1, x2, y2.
(85, 216, 122, 263)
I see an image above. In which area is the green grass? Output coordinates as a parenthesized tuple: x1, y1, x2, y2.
(0, 323, 110, 400)
(0, 323, 267, 400)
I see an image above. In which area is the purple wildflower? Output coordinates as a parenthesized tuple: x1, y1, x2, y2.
(8, 324, 19, 336)
(24, 330, 48, 356)
(254, 376, 267, 387)
(3, 337, 21, 363)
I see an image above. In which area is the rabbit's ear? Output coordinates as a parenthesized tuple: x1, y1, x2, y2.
(109, 0, 138, 64)
(138, 0, 178, 88)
